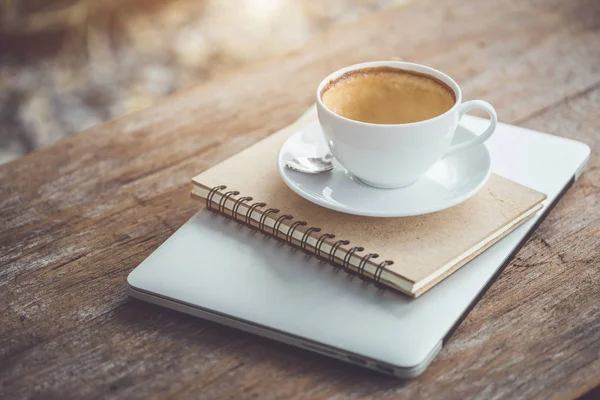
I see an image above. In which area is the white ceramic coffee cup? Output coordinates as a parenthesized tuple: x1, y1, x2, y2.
(316, 61, 497, 189)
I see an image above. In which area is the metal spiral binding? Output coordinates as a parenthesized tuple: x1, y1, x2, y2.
(219, 190, 239, 215)
(342, 247, 364, 275)
(300, 227, 321, 253)
(273, 214, 293, 241)
(206, 185, 226, 211)
(357, 253, 379, 281)
(232, 196, 252, 220)
(245, 202, 266, 229)
(328, 239, 350, 265)
(285, 220, 307, 245)
(315, 233, 335, 261)
(203, 185, 393, 290)
(259, 208, 280, 233)
(374, 260, 393, 288)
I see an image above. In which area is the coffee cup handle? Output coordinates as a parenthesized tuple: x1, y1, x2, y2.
(444, 100, 497, 156)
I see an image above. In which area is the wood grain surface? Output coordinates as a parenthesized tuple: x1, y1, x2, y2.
(1, 0, 599, 398)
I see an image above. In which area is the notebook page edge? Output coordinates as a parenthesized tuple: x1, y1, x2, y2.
(412, 201, 544, 297)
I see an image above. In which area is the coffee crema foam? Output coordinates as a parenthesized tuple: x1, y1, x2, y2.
(321, 67, 456, 124)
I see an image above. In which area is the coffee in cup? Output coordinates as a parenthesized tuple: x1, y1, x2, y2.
(320, 66, 456, 125)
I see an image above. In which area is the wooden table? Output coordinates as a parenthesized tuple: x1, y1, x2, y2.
(1, 0, 599, 398)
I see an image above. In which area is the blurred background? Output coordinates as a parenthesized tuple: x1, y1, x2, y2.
(0, 0, 409, 164)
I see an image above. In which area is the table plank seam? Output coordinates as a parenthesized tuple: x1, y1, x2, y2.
(513, 80, 600, 126)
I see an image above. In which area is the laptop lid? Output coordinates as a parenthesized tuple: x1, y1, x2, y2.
(128, 116, 589, 376)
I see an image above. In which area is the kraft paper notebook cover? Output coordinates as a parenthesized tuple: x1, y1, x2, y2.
(191, 113, 546, 297)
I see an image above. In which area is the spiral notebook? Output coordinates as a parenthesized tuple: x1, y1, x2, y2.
(191, 114, 546, 297)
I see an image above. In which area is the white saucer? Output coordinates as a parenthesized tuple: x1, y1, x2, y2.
(277, 120, 492, 217)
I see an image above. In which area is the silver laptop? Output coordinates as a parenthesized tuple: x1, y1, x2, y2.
(127, 115, 590, 378)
